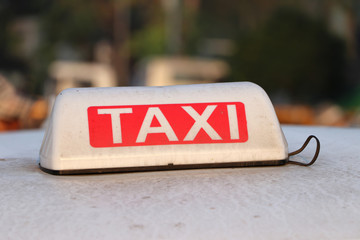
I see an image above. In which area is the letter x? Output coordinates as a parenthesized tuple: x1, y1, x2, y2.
(182, 105, 222, 141)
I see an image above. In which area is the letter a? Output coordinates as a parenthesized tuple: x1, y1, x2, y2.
(136, 107, 178, 143)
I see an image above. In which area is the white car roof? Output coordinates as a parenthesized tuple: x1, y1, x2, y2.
(0, 125, 359, 239)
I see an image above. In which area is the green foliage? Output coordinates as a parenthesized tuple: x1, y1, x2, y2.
(230, 7, 346, 102)
(33, 0, 114, 93)
(340, 85, 360, 109)
(131, 22, 166, 58)
(41, 0, 106, 55)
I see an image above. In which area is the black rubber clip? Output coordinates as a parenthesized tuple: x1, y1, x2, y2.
(288, 135, 320, 166)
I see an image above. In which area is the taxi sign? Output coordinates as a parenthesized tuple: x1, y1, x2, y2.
(39, 82, 288, 174)
(87, 102, 248, 147)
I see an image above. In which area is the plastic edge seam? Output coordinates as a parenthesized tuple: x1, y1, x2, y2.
(39, 159, 289, 175)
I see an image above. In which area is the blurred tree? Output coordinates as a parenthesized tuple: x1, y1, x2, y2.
(130, 0, 166, 58)
(230, 7, 347, 103)
(40, 0, 113, 61)
(35, 0, 115, 90)
(0, 0, 356, 102)
(0, 1, 33, 88)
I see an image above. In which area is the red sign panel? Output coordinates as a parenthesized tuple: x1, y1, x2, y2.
(88, 102, 248, 148)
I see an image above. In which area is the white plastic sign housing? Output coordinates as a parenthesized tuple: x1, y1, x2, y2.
(39, 82, 288, 174)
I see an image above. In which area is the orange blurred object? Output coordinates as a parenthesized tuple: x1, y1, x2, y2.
(0, 75, 48, 131)
(0, 120, 20, 131)
(275, 104, 315, 125)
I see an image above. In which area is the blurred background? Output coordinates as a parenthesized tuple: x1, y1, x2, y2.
(1, 0, 360, 131)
